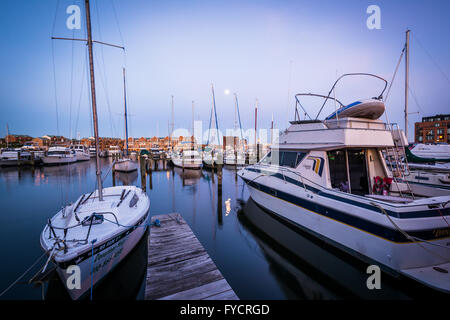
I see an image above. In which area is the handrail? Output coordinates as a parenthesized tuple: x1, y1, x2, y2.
(315, 73, 388, 120)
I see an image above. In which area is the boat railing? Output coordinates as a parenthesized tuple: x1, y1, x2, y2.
(293, 73, 388, 122)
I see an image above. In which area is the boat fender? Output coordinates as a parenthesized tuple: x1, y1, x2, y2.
(373, 176, 383, 194)
(152, 219, 161, 227)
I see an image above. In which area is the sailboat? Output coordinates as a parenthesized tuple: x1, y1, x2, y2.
(238, 73, 450, 294)
(171, 100, 202, 169)
(114, 68, 138, 173)
(40, 0, 150, 300)
(224, 93, 246, 166)
(202, 84, 221, 169)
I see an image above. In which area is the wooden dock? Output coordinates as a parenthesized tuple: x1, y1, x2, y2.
(145, 213, 239, 300)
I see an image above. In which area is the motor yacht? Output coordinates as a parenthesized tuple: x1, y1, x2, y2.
(238, 73, 450, 293)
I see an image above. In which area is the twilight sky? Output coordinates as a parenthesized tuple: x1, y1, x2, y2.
(1, 0, 449, 142)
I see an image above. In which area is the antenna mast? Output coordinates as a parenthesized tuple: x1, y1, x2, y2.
(123, 67, 129, 156)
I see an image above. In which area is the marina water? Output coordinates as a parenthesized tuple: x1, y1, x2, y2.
(0, 158, 428, 299)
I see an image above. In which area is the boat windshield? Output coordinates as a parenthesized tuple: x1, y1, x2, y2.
(261, 151, 307, 168)
(48, 151, 68, 156)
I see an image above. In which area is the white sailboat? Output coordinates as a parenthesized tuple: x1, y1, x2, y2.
(40, 0, 149, 300)
(172, 149, 203, 169)
(171, 100, 202, 169)
(238, 73, 450, 294)
(114, 68, 138, 173)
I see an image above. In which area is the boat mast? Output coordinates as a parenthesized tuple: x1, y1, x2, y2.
(5, 123, 8, 149)
(191, 100, 195, 151)
(123, 68, 129, 156)
(254, 99, 258, 147)
(405, 29, 410, 142)
(85, 0, 103, 201)
(211, 84, 220, 146)
(170, 95, 174, 151)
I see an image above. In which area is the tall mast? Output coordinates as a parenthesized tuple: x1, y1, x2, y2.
(211, 84, 220, 146)
(254, 99, 258, 146)
(85, 0, 103, 200)
(123, 67, 129, 156)
(234, 93, 244, 143)
(170, 95, 174, 151)
(191, 100, 195, 151)
(405, 29, 410, 141)
(5, 123, 8, 148)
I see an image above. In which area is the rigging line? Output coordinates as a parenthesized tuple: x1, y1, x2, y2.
(74, 48, 87, 138)
(206, 104, 213, 146)
(111, 0, 125, 48)
(412, 32, 450, 86)
(385, 46, 405, 103)
(51, 0, 61, 37)
(51, 42, 60, 137)
(408, 85, 426, 116)
(69, 27, 75, 141)
(94, 0, 117, 138)
(93, 49, 117, 138)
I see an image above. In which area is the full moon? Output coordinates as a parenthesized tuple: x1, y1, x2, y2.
(224, 89, 230, 95)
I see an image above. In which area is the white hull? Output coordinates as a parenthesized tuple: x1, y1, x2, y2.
(240, 167, 450, 293)
(224, 156, 246, 166)
(410, 144, 450, 160)
(114, 159, 138, 172)
(172, 158, 202, 169)
(40, 186, 150, 300)
(42, 156, 77, 165)
(75, 152, 90, 161)
(55, 219, 148, 300)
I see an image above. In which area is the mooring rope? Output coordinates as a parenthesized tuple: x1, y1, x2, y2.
(371, 202, 450, 265)
(0, 251, 48, 298)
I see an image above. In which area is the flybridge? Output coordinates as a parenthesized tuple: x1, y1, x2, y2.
(280, 118, 395, 151)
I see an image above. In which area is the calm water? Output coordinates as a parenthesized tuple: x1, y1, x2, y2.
(0, 158, 437, 300)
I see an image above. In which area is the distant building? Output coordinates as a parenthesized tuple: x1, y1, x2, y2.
(414, 114, 450, 144)
(5, 134, 33, 145)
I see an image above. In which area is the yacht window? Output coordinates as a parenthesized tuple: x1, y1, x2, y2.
(260, 152, 272, 164)
(280, 151, 307, 168)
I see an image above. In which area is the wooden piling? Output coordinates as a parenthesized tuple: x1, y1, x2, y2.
(145, 213, 238, 300)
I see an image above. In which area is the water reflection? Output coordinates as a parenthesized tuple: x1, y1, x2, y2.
(114, 170, 138, 186)
(238, 198, 416, 299)
(0, 159, 433, 300)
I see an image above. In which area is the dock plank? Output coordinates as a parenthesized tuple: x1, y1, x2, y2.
(145, 213, 238, 300)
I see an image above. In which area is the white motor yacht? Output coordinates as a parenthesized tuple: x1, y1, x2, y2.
(70, 144, 90, 161)
(238, 73, 450, 293)
(42, 146, 77, 165)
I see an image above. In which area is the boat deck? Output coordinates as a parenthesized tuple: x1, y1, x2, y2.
(145, 213, 239, 300)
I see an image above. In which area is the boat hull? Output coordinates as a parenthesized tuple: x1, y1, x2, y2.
(42, 156, 77, 165)
(244, 181, 450, 293)
(172, 158, 202, 169)
(114, 159, 138, 172)
(54, 214, 149, 300)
